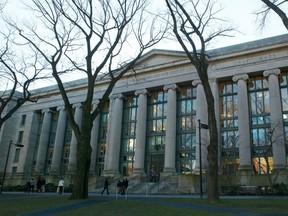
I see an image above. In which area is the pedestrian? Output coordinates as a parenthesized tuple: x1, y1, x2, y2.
(101, 178, 110, 195)
(58, 178, 65, 194)
(30, 178, 35, 193)
(24, 179, 31, 193)
(41, 177, 46, 192)
(150, 169, 156, 182)
(123, 178, 129, 194)
(36, 177, 42, 192)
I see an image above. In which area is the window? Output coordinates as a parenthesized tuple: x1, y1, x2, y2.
(20, 115, 27, 126)
(17, 131, 24, 144)
(11, 167, 17, 177)
(279, 72, 288, 162)
(14, 148, 21, 163)
(147, 91, 167, 152)
(177, 87, 197, 174)
(120, 95, 137, 176)
(219, 81, 239, 175)
(96, 102, 109, 176)
(249, 76, 272, 174)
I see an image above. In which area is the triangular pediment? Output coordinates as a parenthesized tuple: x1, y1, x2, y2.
(135, 49, 187, 69)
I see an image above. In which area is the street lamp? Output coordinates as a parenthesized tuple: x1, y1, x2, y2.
(0, 140, 24, 194)
(198, 119, 209, 199)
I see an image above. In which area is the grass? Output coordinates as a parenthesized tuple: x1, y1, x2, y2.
(1, 193, 288, 216)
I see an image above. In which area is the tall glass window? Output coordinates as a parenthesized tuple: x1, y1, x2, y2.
(249, 76, 272, 174)
(147, 91, 167, 151)
(176, 86, 197, 174)
(120, 96, 137, 176)
(220, 81, 239, 175)
(96, 102, 109, 176)
(279, 72, 288, 163)
(61, 116, 71, 175)
(146, 91, 167, 180)
(45, 110, 58, 174)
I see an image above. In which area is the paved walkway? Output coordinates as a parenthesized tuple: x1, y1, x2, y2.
(1, 192, 288, 216)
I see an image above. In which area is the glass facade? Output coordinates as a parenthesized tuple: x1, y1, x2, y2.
(280, 72, 288, 163)
(146, 91, 167, 180)
(45, 110, 58, 174)
(96, 102, 109, 176)
(120, 95, 137, 176)
(219, 81, 239, 175)
(248, 76, 272, 174)
(176, 86, 197, 174)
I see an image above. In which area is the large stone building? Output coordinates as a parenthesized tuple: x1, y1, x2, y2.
(1, 34, 288, 194)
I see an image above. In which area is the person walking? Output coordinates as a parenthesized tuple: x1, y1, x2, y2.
(101, 178, 110, 195)
(123, 178, 129, 195)
(58, 178, 65, 195)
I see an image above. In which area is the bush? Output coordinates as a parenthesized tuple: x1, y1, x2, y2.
(273, 183, 288, 196)
(45, 183, 56, 192)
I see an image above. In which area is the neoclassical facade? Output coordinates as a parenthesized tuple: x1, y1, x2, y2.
(1, 34, 288, 193)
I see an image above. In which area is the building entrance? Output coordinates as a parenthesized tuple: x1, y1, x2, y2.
(148, 153, 164, 182)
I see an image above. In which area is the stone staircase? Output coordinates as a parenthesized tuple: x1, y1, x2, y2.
(91, 175, 180, 195)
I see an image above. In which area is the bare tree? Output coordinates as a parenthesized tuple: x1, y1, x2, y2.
(0, 18, 47, 130)
(165, 0, 234, 203)
(260, 122, 287, 192)
(256, 0, 288, 30)
(15, 0, 167, 199)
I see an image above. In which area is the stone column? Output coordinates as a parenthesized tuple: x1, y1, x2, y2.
(35, 108, 53, 174)
(192, 80, 209, 170)
(68, 103, 83, 172)
(264, 69, 286, 169)
(232, 74, 251, 171)
(133, 89, 148, 177)
(103, 98, 114, 172)
(163, 84, 178, 174)
(105, 94, 124, 176)
(50, 106, 67, 175)
(90, 102, 100, 176)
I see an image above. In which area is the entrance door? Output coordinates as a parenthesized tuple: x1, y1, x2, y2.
(149, 153, 164, 182)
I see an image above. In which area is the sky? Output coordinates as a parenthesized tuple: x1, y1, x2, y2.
(1, 0, 287, 90)
(151, 0, 287, 51)
(4, 0, 287, 50)
(210, 0, 287, 49)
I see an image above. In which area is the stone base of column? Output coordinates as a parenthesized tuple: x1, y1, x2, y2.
(237, 165, 252, 185)
(272, 166, 288, 183)
(131, 169, 146, 183)
(102, 169, 121, 177)
(48, 174, 60, 184)
(162, 167, 177, 177)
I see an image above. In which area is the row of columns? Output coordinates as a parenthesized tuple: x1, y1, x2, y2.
(233, 68, 286, 171)
(34, 81, 210, 177)
(34, 67, 287, 178)
(104, 82, 208, 176)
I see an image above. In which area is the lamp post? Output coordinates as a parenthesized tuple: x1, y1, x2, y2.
(0, 140, 24, 194)
(198, 119, 209, 199)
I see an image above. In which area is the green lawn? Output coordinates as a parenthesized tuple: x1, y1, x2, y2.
(1, 194, 288, 216)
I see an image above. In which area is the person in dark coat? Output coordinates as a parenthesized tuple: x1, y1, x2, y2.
(101, 178, 110, 195)
(123, 178, 129, 194)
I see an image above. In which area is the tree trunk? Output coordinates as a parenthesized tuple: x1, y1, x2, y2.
(70, 111, 93, 199)
(202, 69, 220, 203)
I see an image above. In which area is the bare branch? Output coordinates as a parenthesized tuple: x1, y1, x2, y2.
(256, 0, 288, 31)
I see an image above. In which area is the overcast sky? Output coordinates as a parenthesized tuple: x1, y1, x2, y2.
(2, 0, 287, 90)
(153, 0, 287, 50)
(4, 0, 287, 50)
